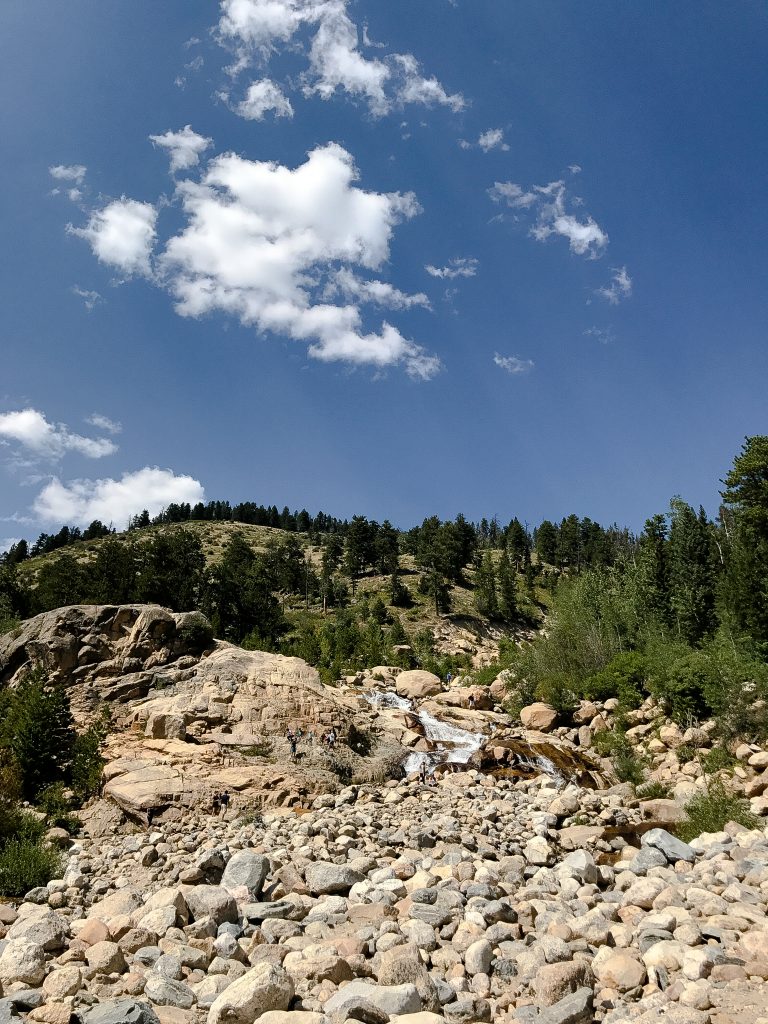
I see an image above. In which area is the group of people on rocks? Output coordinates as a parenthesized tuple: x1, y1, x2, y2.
(285, 723, 340, 759)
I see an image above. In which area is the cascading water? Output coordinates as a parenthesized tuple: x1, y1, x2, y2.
(364, 690, 485, 775)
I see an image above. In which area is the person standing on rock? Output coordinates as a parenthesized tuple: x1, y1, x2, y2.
(220, 790, 230, 816)
(290, 733, 298, 760)
(419, 761, 428, 785)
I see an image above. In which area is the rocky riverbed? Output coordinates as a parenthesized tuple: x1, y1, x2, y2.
(2, 769, 768, 1024)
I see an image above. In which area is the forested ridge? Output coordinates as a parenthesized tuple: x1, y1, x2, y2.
(2, 436, 768, 720)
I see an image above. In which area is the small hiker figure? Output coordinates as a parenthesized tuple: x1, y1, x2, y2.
(146, 806, 155, 828)
(220, 790, 230, 816)
(418, 761, 428, 785)
(328, 728, 336, 750)
(468, 692, 476, 710)
(212, 791, 221, 815)
(290, 733, 298, 759)
(446, 671, 453, 684)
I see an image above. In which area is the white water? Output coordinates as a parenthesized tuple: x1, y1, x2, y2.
(364, 689, 484, 775)
(364, 687, 571, 784)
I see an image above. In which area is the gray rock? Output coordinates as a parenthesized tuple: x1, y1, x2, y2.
(81, 1000, 161, 1024)
(538, 987, 594, 1024)
(222, 851, 270, 896)
(324, 981, 421, 1018)
(642, 828, 695, 863)
(304, 861, 364, 895)
(627, 846, 668, 875)
(180, 885, 238, 926)
(143, 973, 196, 1009)
(207, 963, 294, 1024)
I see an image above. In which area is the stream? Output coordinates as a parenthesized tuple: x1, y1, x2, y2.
(364, 689, 566, 783)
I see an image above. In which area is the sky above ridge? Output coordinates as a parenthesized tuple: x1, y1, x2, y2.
(2, 0, 767, 546)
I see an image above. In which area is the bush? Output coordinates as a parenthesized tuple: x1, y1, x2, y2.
(583, 651, 646, 708)
(675, 744, 696, 765)
(701, 745, 736, 774)
(635, 780, 672, 800)
(592, 727, 647, 785)
(648, 650, 720, 724)
(0, 838, 62, 897)
(677, 781, 760, 842)
(37, 783, 79, 834)
(177, 613, 214, 653)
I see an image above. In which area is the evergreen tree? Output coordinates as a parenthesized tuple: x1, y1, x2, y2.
(668, 499, 716, 644)
(474, 552, 498, 618)
(497, 549, 518, 622)
(0, 671, 75, 801)
(535, 521, 558, 564)
(720, 436, 768, 646)
(636, 514, 671, 627)
(89, 538, 137, 604)
(374, 520, 399, 574)
(204, 534, 286, 645)
(135, 530, 205, 611)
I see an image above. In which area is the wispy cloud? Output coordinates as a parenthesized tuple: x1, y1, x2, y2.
(49, 164, 87, 185)
(233, 79, 294, 120)
(595, 266, 632, 304)
(489, 178, 608, 258)
(494, 353, 534, 375)
(86, 414, 122, 435)
(583, 326, 615, 345)
(217, 0, 464, 118)
(72, 286, 102, 311)
(425, 257, 479, 279)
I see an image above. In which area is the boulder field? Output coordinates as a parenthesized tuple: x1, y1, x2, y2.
(1, 772, 768, 1024)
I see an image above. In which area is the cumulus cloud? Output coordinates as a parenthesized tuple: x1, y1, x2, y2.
(72, 286, 102, 311)
(69, 198, 158, 277)
(489, 178, 608, 258)
(218, 0, 464, 117)
(154, 141, 439, 377)
(49, 164, 87, 185)
(425, 257, 479, 280)
(0, 408, 117, 461)
(478, 129, 509, 152)
(149, 125, 212, 173)
(494, 353, 534, 374)
(86, 414, 122, 435)
(236, 79, 294, 119)
(32, 467, 205, 527)
(596, 265, 632, 304)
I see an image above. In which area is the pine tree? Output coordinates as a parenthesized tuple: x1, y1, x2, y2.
(668, 499, 716, 644)
(497, 549, 518, 622)
(474, 552, 498, 618)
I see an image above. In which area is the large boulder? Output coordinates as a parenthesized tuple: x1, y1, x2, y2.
(304, 861, 364, 895)
(81, 1000, 160, 1024)
(395, 671, 442, 700)
(0, 938, 46, 986)
(324, 982, 421, 1018)
(221, 851, 270, 897)
(179, 885, 238, 926)
(206, 962, 294, 1024)
(520, 703, 558, 732)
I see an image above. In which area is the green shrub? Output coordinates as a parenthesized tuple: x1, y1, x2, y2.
(0, 838, 62, 897)
(583, 651, 646, 709)
(592, 727, 647, 785)
(677, 781, 760, 842)
(177, 613, 214, 652)
(635, 780, 672, 800)
(37, 783, 79, 834)
(648, 650, 719, 724)
(675, 744, 696, 764)
(701, 745, 736, 774)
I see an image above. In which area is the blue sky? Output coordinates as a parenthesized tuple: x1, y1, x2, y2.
(2, 1, 767, 545)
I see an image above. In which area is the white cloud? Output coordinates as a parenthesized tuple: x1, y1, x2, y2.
(32, 467, 205, 527)
(218, 0, 464, 117)
(154, 141, 438, 378)
(49, 164, 87, 185)
(72, 286, 102, 311)
(488, 181, 537, 208)
(327, 268, 431, 310)
(0, 409, 117, 460)
(596, 265, 632, 304)
(236, 79, 294, 119)
(149, 125, 213, 173)
(69, 198, 157, 277)
(478, 129, 509, 152)
(494, 353, 534, 374)
(490, 178, 608, 258)
(583, 326, 615, 345)
(0, 537, 21, 554)
(568, 164, 582, 175)
(425, 257, 479, 279)
(86, 414, 122, 435)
